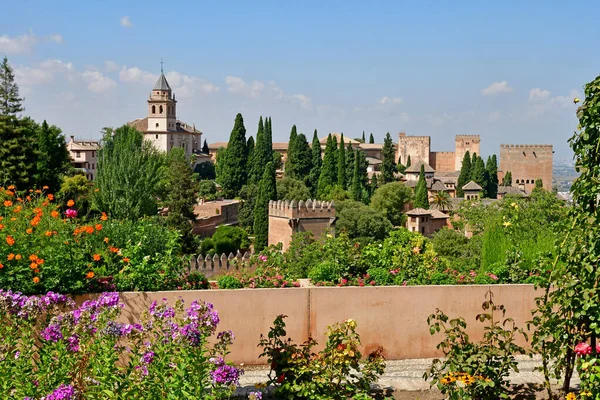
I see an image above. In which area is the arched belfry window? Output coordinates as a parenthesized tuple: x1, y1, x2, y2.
(159, 105, 163, 114)
(152, 105, 156, 114)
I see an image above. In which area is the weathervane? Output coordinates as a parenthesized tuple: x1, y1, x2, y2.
(160, 59, 164, 74)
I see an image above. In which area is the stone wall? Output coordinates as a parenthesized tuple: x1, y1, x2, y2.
(396, 134, 430, 166)
(455, 135, 481, 171)
(429, 151, 455, 173)
(499, 144, 553, 191)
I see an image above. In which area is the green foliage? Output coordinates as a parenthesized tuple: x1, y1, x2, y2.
(249, 116, 267, 185)
(202, 138, 209, 154)
(337, 133, 347, 188)
(322, 185, 350, 202)
(381, 132, 396, 183)
(194, 161, 216, 180)
(502, 171, 512, 186)
(216, 113, 248, 198)
(246, 135, 255, 168)
(286, 133, 313, 184)
(430, 191, 452, 211)
(212, 225, 250, 252)
(58, 174, 93, 216)
(217, 275, 243, 289)
(284, 125, 298, 175)
(432, 228, 469, 259)
(456, 151, 471, 197)
(369, 133, 375, 144)
(335, 200, 392, 240)
(361, 131, 366, 143)
(413, 164, 430, 209)
(471, 155, 488, 198)
(0, 115, 37, 189)
(366, 267, 395, 285)
(94, 125, 164, 220)
(283, 232, 321, 279)
(486, 155, 499, 198)
(276, 177, 311, 201)
(253, 161, 276, 251)
(370, 181, 413, 226)
(258, 315, 385, 400)
(345, 143, 355, 186)
(238, 183, 258, 232)
(406, 154, 411, 168)
(308, 129, 322, 196)
(308, 261, 340, 282)
(534, 178, 543, 189)
(0, 56, 24, 116)
(424, 291, 527, 400)
(197, 180, 218, 201)
(35, 120, 71, 193)
(350, 150, 363, 202)
(317, 134, 337, 198)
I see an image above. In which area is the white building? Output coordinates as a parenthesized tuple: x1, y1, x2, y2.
(67, 136, 100, 180)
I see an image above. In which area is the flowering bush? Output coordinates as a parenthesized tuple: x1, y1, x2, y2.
(257, 315, 386, 399)
(0, 187, 185, 294)
(0, 290, 240, 399)
(424, 290, 527, 400)
(573, 342, 600, 398)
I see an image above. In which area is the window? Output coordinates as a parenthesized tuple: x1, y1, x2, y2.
(411, 217, 416, 223)
(152, 105, 156, 114)
(159, 105, 163, 114)
(92, 163, 95, 170)
(76, 151, 81, 158)
(92, 151, 95, 157)
(155, 134, 158, 139)
(155, 123, 159, 128)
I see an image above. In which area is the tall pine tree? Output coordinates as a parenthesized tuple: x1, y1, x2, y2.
(284, 125, 298, 173)
(345, 142, 354, 185)
(337, 134, 346, 188)
(265, 117, 274, 161)
(253, 161, 277, 251)
(413, 164, 429, 209)
(471, 155, 488, 198)
(456, 151, 472, 198)
(0, 56, 24, 116)
(286, 133, 313, 183)
(249, 117, 266, 184)
(317, 134, 337, 198)
(486, 154, 499, 198)
(361, 131, 366, 143)
(406, 155, 411, 168)
(246, 135, 255, 172)
(216, 113, 248, 198)
(351, 150, 362, 201)
(202, 139, 209, 154)
(502, 171, 512, 186)
(308, 129, 322, 196)
(36, 120, 70, 193)
(381, 132, 396, 183)
(369, 133, 375, 144)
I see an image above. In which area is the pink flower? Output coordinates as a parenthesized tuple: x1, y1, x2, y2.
(488, 273, 498, 281)
(370, 281, 376, 286)
(575, 342, 592, 356)
(390, 269, 399, 276)
(469, 270, 476, 277)
(259, 255, 267, 262)
(65, 208, 78, 218)
(402, 281, 407, 286)
(341, 279, 348, 285)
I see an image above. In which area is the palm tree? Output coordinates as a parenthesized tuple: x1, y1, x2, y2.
(430, 191, 452, 211)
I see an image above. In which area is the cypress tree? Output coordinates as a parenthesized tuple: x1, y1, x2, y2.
(337, 134, 346, 188)
(471, 152, 478, 170)
(202, 139, 209, 154)
(369, 174, 378, 197)
(369, 133, 375, 144)
(317, 134, 337, 198)
(413, 164, 429, 209)
(265, 117, 273, 158)
(362, 131, 366, 143)
(471, 156, 488, 197)
(381, 132, 396, 183)
(345, 142, 354, 185)
(216, 113, 248, 198)
(351, 150, 362, 201)
(486, 154, 499, 198)
(0, 56, 24, 116)
(502, 171, 512, 186)
(332, 135, 339, 170)
(308, 129, 322, 196)
(36, 120, 70, 193)
(249, 117, 265, 184)
(286, 133, 312, 183)
(356, 150, 370, 202)
(406, 155, 411, 168)
(253, 161, 276, 251)
(246, 135, 255, 170)
(284, 125, 298, 173)
(456, 151, 471, 197)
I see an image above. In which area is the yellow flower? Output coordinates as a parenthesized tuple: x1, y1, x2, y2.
(574, 97, 580, 104)
(566, 392, 576, 400)
(503, 221, 512, 227)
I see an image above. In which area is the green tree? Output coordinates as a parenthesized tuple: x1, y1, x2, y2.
(58, 174, 93, 215)
(486, 154, 499, 198)
(406, 155, 411, 168)
(502, 171, 512, 186)
(371, 182, 413, 226)
(164, 148, 199, 254)
(351, 150, 362, 201)
(317, 134, 337, 198)
(381, 132, 396, 183)
(308, 129, 322, 195)
(471, 156, 488, 197)
(286, 133, 312, 183)
(265, 117, 273, 156)
(217, 113, 248, 197)
(35, 120, 71, 192)
(413, 164, 429, 209)
(277, 177, 311, 201)
(202, 139, 209, 154)
(0, 56, 24, 116)
(369, 175, 378, 196)
(249, 116, 266, 185)
(456, 151, 472, 197)
(194, 161, 216, 180)
(335, 200, 392, 240)
(534, 178, 544, 190)
(0, 116, 37, 189)
(471, 152, 478, 170)
(369, 133, 375, 144)
(430, 191, 452, 211)
(337, 134, 347, 188)
(197, 180, 217, 200)
(246, 135, 255, 169)
(284, 125, 298, 174)
(95, 125, 164, 220)
(238, 184, 258, 232)
(253, 161, 277, 251)
(362, 131, 366, 143)
(345, 142, 355, 185)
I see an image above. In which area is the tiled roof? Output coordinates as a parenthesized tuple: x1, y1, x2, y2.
(319, 133, 361, 145)
(462, 181, 483, 191)
(358, 143, 383, 149)
(127, 117, 202, 134)
(406, 208, 431, 216)
(68, 141, 100, 151)
(154, 73, 171, 91)
(497, 186, 528, 196)
(430, 209, 450, 219)
(430, 181, 447, 191)
(404, 160, 435, 173)
(366, 157, 382, 165)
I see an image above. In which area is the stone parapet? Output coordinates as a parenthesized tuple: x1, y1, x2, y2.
(268, 199, 335, 219)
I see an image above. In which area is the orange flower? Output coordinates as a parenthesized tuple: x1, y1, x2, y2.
(26, 196, 31, 201)
(7, 253, 14, 261)
(95, 224, 102, 231)
(26, 228, 32, 234)
(0, 216, 3, 221)
(31, 216, 41, 227)
(47, 194, 54, 201)
(3, 200, 13, 207)
(103, 237, 109, 243)
(42, 201, 48, 207)
(6, 236, 15, 246)
(33, 277, 40, 284)
(34, 268, 39, 274)
(15, 254, 21, 260)
(13, 206, 22, 213)
(109, 246, 119, 253)
(16, 198, 22, 203)
(36, 258, 44, 265)
(67, 199, 75, 207)
(42, 185, 49, 190)
(51, 211, 59, 218)
(122, 257, 130, 263)
(10, 217, 16, 221)
(33, 207, 43, 215)
(94, 188, 99, 193)
(29, 254, 38, 262)
(86, 271, 95, 279)
(7, 185, 15, 190)
(0, 263, 3, 269)
(45, 231, 52, 237)
(30, 262, 37, 269)
(35, 189, 42, 194)
(0, 224, 4, 230)
(93, 254, 101, 261)
(85, 226, 94, 234)
(100, 212, 108, 221)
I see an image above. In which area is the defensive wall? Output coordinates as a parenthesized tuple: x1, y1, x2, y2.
(455, 135, 481, 171)
(429, 151, 455, 173)
(396, 134, 430, 166)
(499, 144, 553, 191)
(103, 284, 538, 365)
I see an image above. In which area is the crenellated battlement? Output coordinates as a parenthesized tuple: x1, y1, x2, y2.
(268, 199, 335, 219)
(430, 151, 454, 155)
(500, 144, 553, 149)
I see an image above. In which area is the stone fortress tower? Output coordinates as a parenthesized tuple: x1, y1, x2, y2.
(499, 144, 553, 192)
(454, 135, 480, 171)
(268, 200, 336, 251)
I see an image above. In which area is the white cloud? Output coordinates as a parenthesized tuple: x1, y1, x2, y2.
(481, 81, 513, 96)
(225, 76, 265, 98)
(289, 94, 312, 109)
(165, 71, 220, 98)
(48, 34, 63, 44)
(225, 76, 311, 109)
(378, 96, 402, 105)
(120, 16, 133, 28)
(528, 88, 551, 101)
(104, 61, 120, 72)
(119, 66, 157, 85)
(0, 32, 38, 54)
(14, 66, 54, 85)
(526, 88, 580, 118)
(82, 70, 116, 93)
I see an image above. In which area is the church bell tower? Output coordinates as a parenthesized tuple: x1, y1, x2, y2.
(147, 62, 177, 132)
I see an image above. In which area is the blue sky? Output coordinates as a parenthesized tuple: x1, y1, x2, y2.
(2, 0, 598, 159)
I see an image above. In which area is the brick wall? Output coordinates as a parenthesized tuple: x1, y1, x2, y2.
(499, 144, 553, 191)
(455, 135, 481, 171)
(429, 151, 455, 172)
(396, 134, 430, 166)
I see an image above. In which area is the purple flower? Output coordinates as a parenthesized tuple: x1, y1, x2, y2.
(210, 358, 242, 386)
(65, 208, 77, 218)
(181, 323, 202, 346)
(14, 351, 20, 359)
(135, 365, 149, 377)
(217, 330, 235, 346)
(41, 384, 76, 400)
(249, 392, 263, 400)
(41, 324, 63, 342)
(67, 335, 79, 352)
(141, 351, 155, 364)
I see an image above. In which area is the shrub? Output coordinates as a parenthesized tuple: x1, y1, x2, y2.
(366, 267, 394, 286)
(308, 261, 339, 283)
(178, 272, 209, 290)
(217, 275, 242, 289)
(258, 315, 386, 399)
(214, 238, 236, 255)
(200, 238, 215, 254)
(0, 291, 239, 399)
(211, 226, 249, 252)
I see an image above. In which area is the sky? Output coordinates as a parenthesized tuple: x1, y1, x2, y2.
(2, 0, 599, 160)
